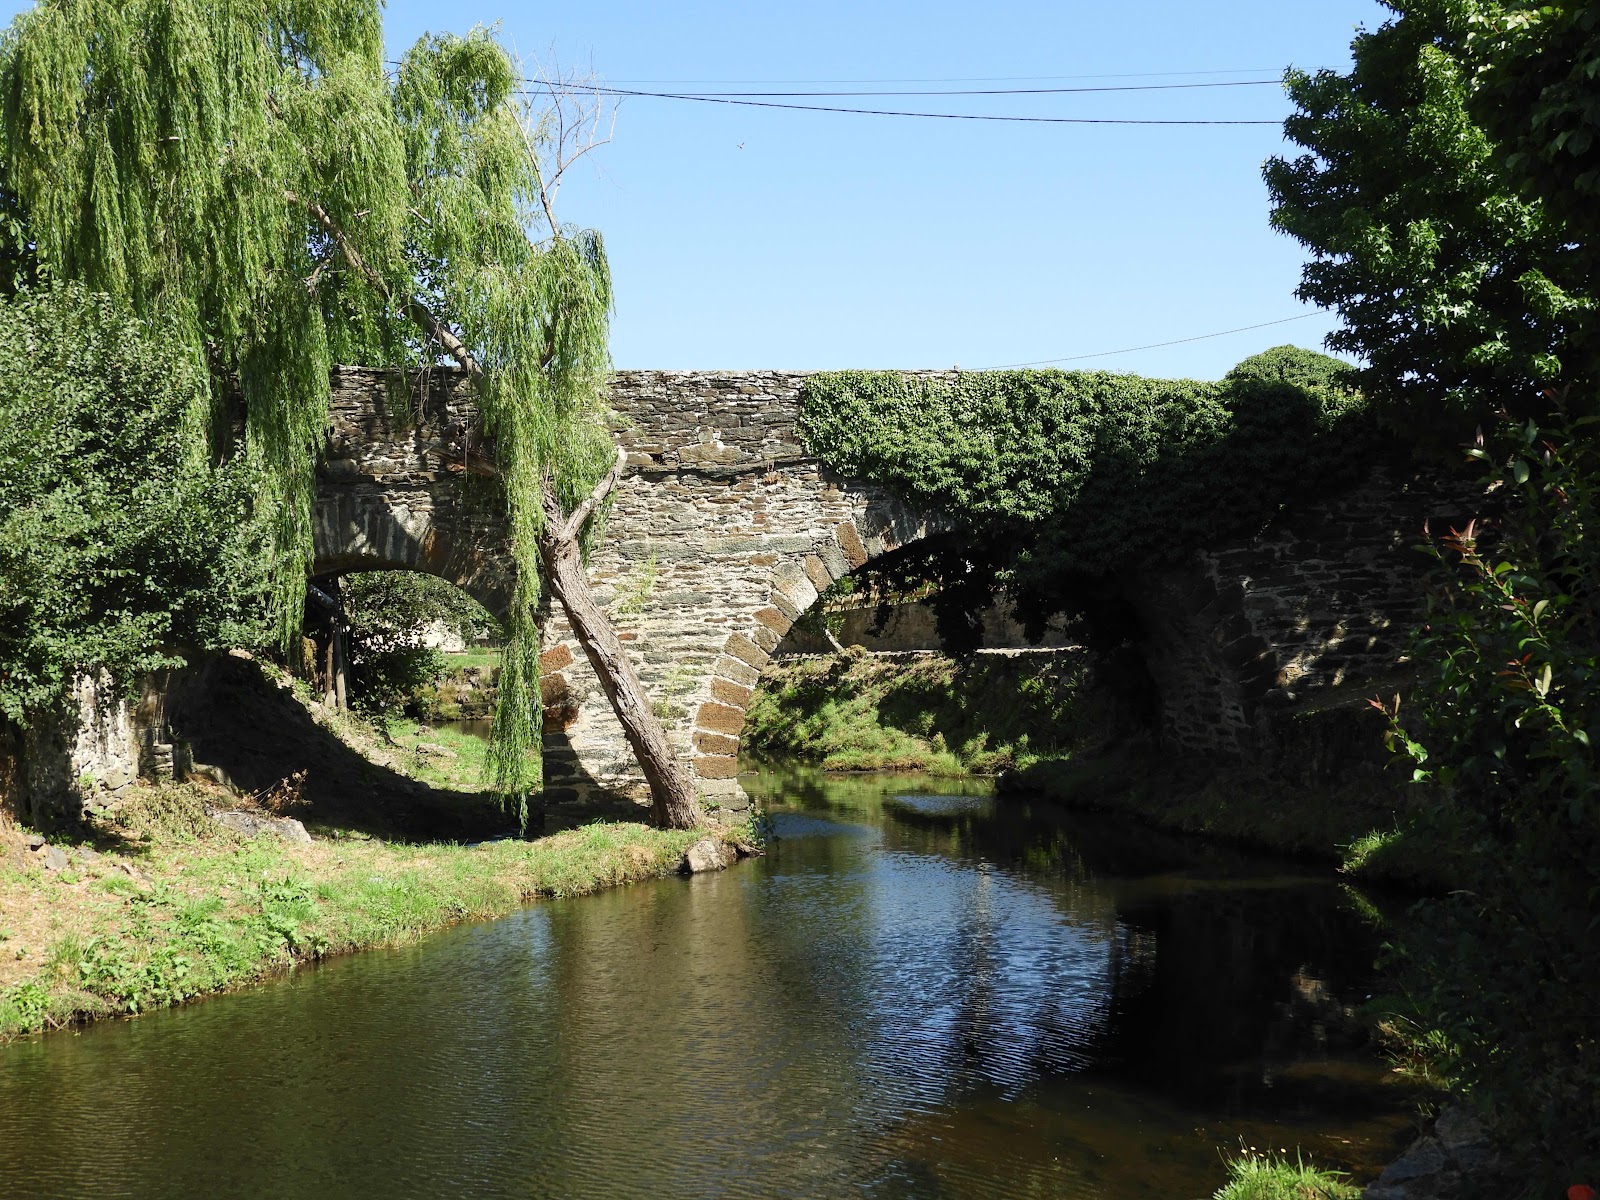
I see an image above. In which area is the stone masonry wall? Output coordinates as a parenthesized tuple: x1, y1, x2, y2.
(315, 367, 514, 617)
(314, 367, 1479, 805)
(1135, 468, 1481, 757)
(315, 367, 947, 812)
(539, 371, 945, 812)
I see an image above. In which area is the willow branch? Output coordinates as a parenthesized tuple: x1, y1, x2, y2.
(284, 190, 628, 539)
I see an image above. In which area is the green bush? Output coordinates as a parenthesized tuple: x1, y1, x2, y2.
(0, 287, 269, 726)
(342, 572, 498, 715)
(1375, 407, 1600, 1176)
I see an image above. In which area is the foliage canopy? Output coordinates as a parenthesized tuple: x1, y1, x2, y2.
(0, 4, 616, 799)
(1265, 1, 1596, 434)
(801, 348, 1369, 613)
(0, 287, 269, 725)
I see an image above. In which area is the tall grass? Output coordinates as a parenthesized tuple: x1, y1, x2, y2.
(1212, 1151, 1359, 1200)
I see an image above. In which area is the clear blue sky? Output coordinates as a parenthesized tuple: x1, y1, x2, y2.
(2, 1, 1391, 378)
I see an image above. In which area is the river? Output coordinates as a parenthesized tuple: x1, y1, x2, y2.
(0, 766, 1418, 1198)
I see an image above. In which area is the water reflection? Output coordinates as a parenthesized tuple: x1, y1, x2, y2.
(0, 766, 1418, 1199)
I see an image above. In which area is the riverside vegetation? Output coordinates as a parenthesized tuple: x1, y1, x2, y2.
(0, 660, 714, 1040)
(0, 788, 699, 1039)
(743, 649, 1106, 775)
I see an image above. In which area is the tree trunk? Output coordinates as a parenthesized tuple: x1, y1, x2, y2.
(331, 577, 349, 711)
(537, 503, 701, 830)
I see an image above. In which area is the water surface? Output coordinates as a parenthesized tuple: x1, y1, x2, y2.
(0, 766, 1417, 1198)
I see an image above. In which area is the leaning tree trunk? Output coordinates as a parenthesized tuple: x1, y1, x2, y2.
(538, 486, 701, 829)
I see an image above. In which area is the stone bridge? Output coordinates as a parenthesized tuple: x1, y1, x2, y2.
(317, 367, 942, 811)
(316, 367, 1472, 811)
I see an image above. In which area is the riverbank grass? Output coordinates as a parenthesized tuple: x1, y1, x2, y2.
(1212, 1150, 1360, 1200)
(0, 784, 699, 1039)
(744, 649, 1100, 774)
(383, 720, 495, 793)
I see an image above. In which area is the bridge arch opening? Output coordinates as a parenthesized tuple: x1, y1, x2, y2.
(302, 567, 503, 719)
(732, 543, 1165, 776)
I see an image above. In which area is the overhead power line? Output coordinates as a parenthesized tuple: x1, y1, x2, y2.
(592, 79, 1284, 98)
(601, 67, 1326, 85)
(991, 313, 1326, 369)
(543, 87, 1283, 125)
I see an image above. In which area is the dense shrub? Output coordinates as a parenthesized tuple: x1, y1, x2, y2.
(800, 347, 1372, 577)
(0, 287, 269, 725)
(1376, 407, 1600, 1177)
(342, 572, 498, 715)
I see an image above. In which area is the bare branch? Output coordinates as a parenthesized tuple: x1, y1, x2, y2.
(557, 446, 628, 543)
(514, 54, 619, 239)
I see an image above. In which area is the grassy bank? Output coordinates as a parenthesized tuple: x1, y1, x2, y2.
(0, 783, 702, 1039)
(382, 720, 494, 793)
(743, 648, 1111, 774)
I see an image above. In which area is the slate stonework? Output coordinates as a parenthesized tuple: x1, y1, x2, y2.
(313, 367, 1478, 805)
(316, 368, 944, 809)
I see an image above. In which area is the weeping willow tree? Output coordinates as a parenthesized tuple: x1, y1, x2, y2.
(0, 3, 701, 828)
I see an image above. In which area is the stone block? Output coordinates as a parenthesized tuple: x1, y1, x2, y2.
(714, 656, 761, 687)
(749, 624, 780, 653)
(752, 606, 792, 635)
(769, 590, 802, 623)
(774, 571, 819, 616)
(696, 702, 745, 736)
(802, 554, 833, 592)
(694, 730, 740, 755)
(723, 632, 768, 670)
(711, 678, 754, 707)
(817, 539, 850, 579)
(694, 754, 740, 780)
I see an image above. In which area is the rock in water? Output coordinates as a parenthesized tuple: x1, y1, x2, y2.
(681, 837, 728, 874)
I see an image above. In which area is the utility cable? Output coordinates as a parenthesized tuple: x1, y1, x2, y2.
(595, 66, 1333, 85)
(590, 79, 1283, 97)
(990, 313, 1325, 368)
(527, 87, 1282, 125)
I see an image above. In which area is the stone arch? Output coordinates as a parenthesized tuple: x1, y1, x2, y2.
(311, 365, 515, 621)
(535, 462, 949, 814)
(688, 518, 872, 783)
(311, 489, 513, 621)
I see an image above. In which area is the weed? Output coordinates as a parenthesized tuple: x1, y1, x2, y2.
(1212, 1149, 1359, 1200)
